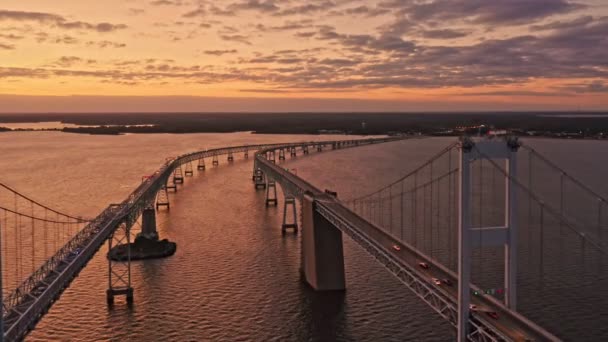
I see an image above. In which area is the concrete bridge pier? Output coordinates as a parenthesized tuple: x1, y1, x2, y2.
(279, 149, 286, 160)
(184, 162, 194, 176)
(212, 154, 219, 166)
(156, 186, 170, 210)
(197, 157, 206, 170)
(281, 196, 298, 233)
(301, 194, 346, 291)
(140, 207, 159, 240)
(290, 147, 297, 157)
(265, 180, 278, 206)
(254, 169, 266, 189)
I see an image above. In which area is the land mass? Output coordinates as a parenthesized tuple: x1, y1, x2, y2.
(1, 112, 607, 138)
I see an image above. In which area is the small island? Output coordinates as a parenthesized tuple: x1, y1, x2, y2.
(108, 233, 177, 261)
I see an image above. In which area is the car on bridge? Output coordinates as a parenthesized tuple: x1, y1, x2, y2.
(418, 262, 429, 269)
(392, 244, 401, 251)
(432, 278, 441, 285)
(486, 311, 499, 320)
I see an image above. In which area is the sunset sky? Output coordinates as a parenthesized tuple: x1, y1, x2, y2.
(1, 0, 607, 112)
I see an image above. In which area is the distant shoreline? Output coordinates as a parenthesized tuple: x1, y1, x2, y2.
(1, 112, 607, 139)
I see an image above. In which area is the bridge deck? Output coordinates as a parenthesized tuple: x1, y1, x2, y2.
(255, 140, 559, 342)
(2, 137, 399, 341)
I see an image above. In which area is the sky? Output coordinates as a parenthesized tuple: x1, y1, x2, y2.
(0, 0, 607, 112)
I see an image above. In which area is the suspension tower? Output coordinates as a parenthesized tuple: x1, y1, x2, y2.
(457, 137, 519, 341)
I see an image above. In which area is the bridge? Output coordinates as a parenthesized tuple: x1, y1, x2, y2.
(1, 135, 606, 341)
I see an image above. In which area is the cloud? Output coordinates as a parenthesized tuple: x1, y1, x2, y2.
(183, 7, 207, 18)
(388, 0, 586, 26)
(0, 10, 128, 32)
(317, 26, 416, 53)
(530, 15, 594, 31)
(128, 8, 146, 16)
(0, 43, 15, 50)
(273, 1, 336, 16)
(419, 29, 470, 39)
(88, 40, 127, 48)
(255, 19, 313, 32)
(460, 90, 567, 97)
(330, 5, 390, 17)
(151, 0, 189, 6)
(203, 49, 238, 56)
(220, 34, 251, 45)
(52, 56, 83, 67)
(555, 81, 608, 93)
(0, 33, 24, 40)
(228, 0, 280, 13)
(294, 31, 316, 38)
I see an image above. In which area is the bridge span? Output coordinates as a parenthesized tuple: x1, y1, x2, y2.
(1, 137, 398, 341)
(3, 134, 602, 341)
(254, 138, 560, 342)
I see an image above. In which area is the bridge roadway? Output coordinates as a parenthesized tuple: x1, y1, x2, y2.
(255, 143, 561, 342)
(2, 137, 400, 342)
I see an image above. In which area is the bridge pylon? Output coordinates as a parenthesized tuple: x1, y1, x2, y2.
(266, 180, 278, 206)
(279, 149, 286, 160)
(254, 169, 266, 189)
(156, 186, 170, 210)
(457, 137, 519, 342)
(302, 145, 309, 155)
(212, 153, 219, 166)
(173, 165, 184, 184)
(197, 157, 206, 170)
(300, 193, 345, 290)
(317, 144, 322, 152)
(106, 221, 134, 306)
(244, 149, 249, 159)
(184, 162, 194, 176)
(228, 151, 234, 162)
(282, 196, 298, 233)
(266, 150, 276, 164)
(290, 147, 297, 157)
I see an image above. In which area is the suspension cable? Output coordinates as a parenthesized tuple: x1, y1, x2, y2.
(475, 145, 608, 255)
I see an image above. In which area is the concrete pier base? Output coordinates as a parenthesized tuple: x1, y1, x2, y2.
(141, 207, 159, 240)
(301, 194, 345, 291)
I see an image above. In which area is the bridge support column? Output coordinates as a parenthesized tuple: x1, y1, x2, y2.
(317, 145, 322, 152)
(458, 140, 473, 342)
(140, 207, 159, 240)
(106, 221, 134, 306)
(302, 145, 309, 155)
(197, 157, 206, 170)
(290, 147, 297, 157)
(301, 194, 345, 291)
(254, 169, 266, 189)
(212, 154, 219, 166)
(244, 149, 249, 159)
(279, 149, 286, 160)
(282, 196, 298, 233)
(184, 162, 193, 176)
(156, 186, 170, 209)
(267, 150, 276, 164)
(457, 137, 520, 341)
(173, 165, 184, 184)
(266, 180, 278, 206)
(228, 151, 234, 162)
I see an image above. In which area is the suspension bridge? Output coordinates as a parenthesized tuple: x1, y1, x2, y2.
(1, 135, 606, 341)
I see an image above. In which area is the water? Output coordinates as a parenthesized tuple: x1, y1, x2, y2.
(0, 132, 606, 341)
